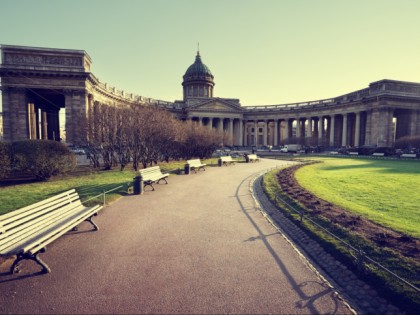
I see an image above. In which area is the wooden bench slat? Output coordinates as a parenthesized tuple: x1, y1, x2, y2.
(1, 188, 103, 274)
(0, 189, 77, 221)
(0, 203, 88, 253)
(1, 204, 101, 256)
(1, 194, 80, 228)
(0, 201, 84, 244)
(187, 159, 206, 172)
(27, 205, 101, 255)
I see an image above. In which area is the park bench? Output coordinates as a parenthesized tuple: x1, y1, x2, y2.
(0, 189, 102, 274)
(139, 166, 170, 191)
(247, 154, 261, 162)
(219, 156, 236, 166)
(187, 159, 207, 173)
(349, 152, 359, 155)
(401, 153, 417, 158)
(372, 153, 385, 156)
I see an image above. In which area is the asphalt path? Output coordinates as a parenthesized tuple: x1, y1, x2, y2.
(0, 158, 353, 314)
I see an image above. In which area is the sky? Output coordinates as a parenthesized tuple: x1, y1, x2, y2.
(1, 0, 420, 107)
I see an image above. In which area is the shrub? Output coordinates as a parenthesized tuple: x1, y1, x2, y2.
(11, 140, 76, 181)
(0, 142, 11, 180)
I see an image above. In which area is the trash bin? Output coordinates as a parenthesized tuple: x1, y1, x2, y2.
(184, 163, 190, 175)
(133, 175, 143, 195)
(244, 154, 250, 163)
(218, 158, 223, 167)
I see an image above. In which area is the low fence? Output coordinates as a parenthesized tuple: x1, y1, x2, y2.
(261, 167, 419, 294)
(81, 185, 125, 206)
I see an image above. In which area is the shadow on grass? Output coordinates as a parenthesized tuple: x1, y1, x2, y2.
(321, 159, 420, 175)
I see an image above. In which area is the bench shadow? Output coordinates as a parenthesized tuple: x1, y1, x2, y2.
(0, 270, 45, 283)
(235, 173, 346, 314)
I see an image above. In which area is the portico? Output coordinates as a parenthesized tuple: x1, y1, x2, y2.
(1, 45, 420, 147)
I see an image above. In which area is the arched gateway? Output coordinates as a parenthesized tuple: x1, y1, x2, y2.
(1, 44, 420, 147)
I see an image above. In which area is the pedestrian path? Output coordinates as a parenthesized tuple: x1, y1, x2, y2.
(252, 172, 400, 315)
(0, 159, 353, 314)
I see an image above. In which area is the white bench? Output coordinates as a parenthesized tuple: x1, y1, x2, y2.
(401, 153, 417, 158)
(187, 159, 206, 173)
(0, 189, 103, 274)
(329, 151, 339, 155)
(139, 166, 170, 191)
(219, 156, 235, 166)
(372, 153, 385, 156)
(247, 154, 260, 162)
(349, 152, 359, 155)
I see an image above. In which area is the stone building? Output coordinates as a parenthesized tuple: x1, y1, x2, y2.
(1, 44, 420, 147)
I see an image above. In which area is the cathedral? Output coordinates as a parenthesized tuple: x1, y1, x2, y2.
(1, 44, 420, 147)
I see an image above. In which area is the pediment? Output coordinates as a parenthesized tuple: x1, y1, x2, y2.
(189, 98, 243, 112)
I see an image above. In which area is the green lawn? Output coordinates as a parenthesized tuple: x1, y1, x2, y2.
(0, 158, 222, 216)
(295, 157, 420, 238)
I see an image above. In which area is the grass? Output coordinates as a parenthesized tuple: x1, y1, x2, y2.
(262, 168, 420, 312)
(294, 157, 420, 238)
(0, 157, 223, 215)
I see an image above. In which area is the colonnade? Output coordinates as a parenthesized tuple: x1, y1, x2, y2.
(189, 108, 419, 148)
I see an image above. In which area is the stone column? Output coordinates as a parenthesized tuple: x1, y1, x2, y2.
(41, 110, 48, 140)
(284, 119, 290, 143)
(296, 119, 301, 139)
(228, 118, 234, 146)
(365, 110, 372, 146)
(355, 112, 361, 147)
(307, 117, 313, 138)
(409, 109, 418, 137)
(243, 121, 248, 146)
(254, 120, 258, 146)
(2, 87, 29, 142)
(263, 120, 268, 146)
(342, 114, 348, 147)
(239, 119, 243, 146)
(28, 103, 36, 140)
(274, 119, 279, 146)
(330, 115, 335, 146)
(318, 116, 323, 142)
(218, 118, 224, 133)
(64, 90, 88, 145)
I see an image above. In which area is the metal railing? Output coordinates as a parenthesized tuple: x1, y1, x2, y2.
(262, 168, 419, 293)
(81, 184, 125, 206)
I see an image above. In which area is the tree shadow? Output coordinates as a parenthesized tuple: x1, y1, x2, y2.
(235, 173, 348, 314)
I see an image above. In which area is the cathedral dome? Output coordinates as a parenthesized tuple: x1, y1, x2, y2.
(183, 52, 213, 79)
(182, 51, 215, 100)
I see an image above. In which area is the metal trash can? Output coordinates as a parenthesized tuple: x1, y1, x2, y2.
(218, 158, 223, 167)
(184, 163, 190, 175)
(133, 176, 143, 195)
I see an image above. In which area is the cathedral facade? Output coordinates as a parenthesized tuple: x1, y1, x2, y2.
(1, 44, 420, 147)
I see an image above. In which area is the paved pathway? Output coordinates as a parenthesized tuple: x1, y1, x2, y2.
(0, 159, 353, 314)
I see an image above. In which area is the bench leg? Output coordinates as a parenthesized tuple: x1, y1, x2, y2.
(144, 181, 155, 191)
(11, 250, 50, 274)
(157, 178, 168, 184)
(86, 213, 99, 231)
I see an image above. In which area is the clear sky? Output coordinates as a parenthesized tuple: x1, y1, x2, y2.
(1, 0, 420, 106)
